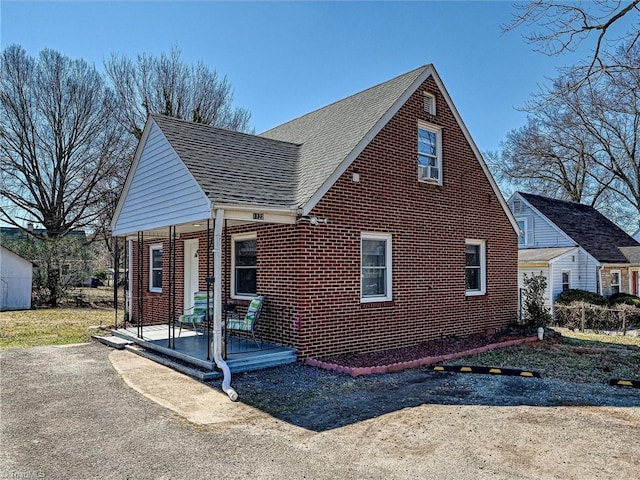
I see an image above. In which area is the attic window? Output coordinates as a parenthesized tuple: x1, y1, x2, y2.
(513, 200, 522, 214)
(423, 92, 436, 115)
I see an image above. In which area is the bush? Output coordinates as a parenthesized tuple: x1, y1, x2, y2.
(521, 272, 552, 327)
(556, 289, 608, 306)
(609, 292, 640, 307)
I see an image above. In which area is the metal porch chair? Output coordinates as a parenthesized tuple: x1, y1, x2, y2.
(225, 296, 264, 348)
(178, 291, 213, 336)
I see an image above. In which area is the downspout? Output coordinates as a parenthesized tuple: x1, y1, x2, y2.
(212, 208, 238, 401)
(598, 265, 604, 296)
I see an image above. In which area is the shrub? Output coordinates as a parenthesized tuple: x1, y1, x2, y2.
(609, 292, 640, 307)
(555, 289, 608, 306)
(521, 272, 552, 327)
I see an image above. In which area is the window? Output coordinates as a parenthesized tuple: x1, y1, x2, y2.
(361, 233, 392, 302)
(512, 199, 522, 214)
(465, 240, 486, 296)
(417, 122, 442, 184)
(611, 270, 621, 295)
(232, 234, 257, 298)
(562, 270, 571, 291)
(149, 245, 163, 293)
(517, 219, 527, 246)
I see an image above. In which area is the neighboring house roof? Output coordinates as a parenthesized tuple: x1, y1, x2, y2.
(518, 247, 576, 264)
(633, 228, 640, 242)
(619, 246, 640, 265)
(518, 192, 640, 264)
(0, 227, 87, 244)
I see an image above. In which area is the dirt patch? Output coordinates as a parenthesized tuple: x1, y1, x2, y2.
(204, 329, 640, 432)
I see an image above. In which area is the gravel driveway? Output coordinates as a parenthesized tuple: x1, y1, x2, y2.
(1, 342, 639, 479)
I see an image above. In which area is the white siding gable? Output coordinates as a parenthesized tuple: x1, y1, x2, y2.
(112, 121, 212, 236)
(548, 249, 598, 302)
(509, 195, 573, 249)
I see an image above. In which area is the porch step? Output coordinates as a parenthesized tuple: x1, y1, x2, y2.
(226, 349, 297, 373)
(92, 334, 133, 350)
(124, 344, 222, 381)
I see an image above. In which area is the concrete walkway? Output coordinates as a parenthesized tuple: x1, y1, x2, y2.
(109, 349, 261, 425)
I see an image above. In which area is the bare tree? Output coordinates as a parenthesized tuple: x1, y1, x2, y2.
(491, 43, 640, 231)
(0, 45, 130, 305)
(504, 0, 640, 82)
(104, 47, 251, 139)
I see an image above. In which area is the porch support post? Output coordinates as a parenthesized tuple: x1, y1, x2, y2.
(212, 208, 238, 401)
(114, 237, 119, 329)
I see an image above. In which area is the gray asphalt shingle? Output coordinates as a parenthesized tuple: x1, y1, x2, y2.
(150, 65, 430, 210)
(520, 192, 639, 264)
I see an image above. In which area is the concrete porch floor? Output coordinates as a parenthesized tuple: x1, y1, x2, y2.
(104, 325, 297, 379)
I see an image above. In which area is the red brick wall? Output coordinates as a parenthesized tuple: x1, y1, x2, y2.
(292, 75, 518, 358)
(129, 74, 518, 359)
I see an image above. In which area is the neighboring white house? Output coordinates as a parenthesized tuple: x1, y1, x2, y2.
(0, 245, 33, 310)
(508, 192, 640, 313)
(633, 228, 640, 243)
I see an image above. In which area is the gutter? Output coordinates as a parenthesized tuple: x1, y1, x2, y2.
(212, 208, 238, 401)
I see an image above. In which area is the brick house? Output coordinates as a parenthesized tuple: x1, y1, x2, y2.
(507, 192, 640, 310)
(111, 64, 519, 361)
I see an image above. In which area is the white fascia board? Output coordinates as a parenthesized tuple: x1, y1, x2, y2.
(213, 203, 298, 225)
(432, 70, 519, 234)
(301, 65, 437, 216)
(110, 117, 154, 233)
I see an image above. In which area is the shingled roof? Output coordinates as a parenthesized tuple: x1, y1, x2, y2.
(147, 65, 430, 211)
(519, 192, 640, 264)
(151, 114, 301, 208)
(260, 65, 429, 207)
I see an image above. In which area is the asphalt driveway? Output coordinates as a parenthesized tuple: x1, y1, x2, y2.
(1, 342, 639, 480)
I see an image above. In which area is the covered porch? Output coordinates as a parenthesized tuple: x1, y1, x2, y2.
(110, 207, 298, 395)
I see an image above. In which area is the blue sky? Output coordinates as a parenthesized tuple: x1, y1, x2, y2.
(1, 1, 590, 153)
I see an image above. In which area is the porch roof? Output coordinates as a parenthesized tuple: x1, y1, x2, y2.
(518, 247, 576, 264)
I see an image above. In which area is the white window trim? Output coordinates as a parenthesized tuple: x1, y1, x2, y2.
(610, 269, 621, 294)
(149, 244, 163, 293)
(465, 239, 486, 296)
(231, 232, 257, 300)
(417, 121, 443, 186)
(517, 217, 528, 246)
(361, 233, 393, 303)
(562, 269, 572, 291)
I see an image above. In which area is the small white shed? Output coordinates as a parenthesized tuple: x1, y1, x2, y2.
(1, 245, 33, 310)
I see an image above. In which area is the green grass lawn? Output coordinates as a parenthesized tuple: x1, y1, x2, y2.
(443, 329, 640, 384)
(0, 308, 123, 350)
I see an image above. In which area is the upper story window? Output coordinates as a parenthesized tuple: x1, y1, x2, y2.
(149, 245, 163, 293)
(417, 122, 442, 185)
(361, 233, 393, 302)
(517, 218, 527, 246)
(465, 240, 486, 296)
(232, 233, 257, 298)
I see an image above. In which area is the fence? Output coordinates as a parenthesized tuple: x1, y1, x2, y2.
(554, 302, 640, 335)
